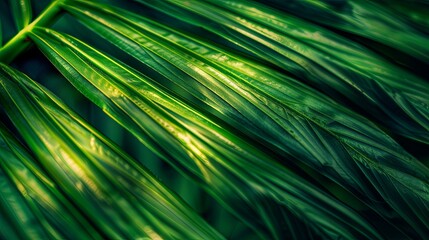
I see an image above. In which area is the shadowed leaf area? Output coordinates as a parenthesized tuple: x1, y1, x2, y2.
(0, 0, 428, 239)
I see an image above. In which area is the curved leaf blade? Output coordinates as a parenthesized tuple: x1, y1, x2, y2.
(30, 27, 388, 239)
(256, 0, 429, 62)
(376, 0, 429, 34)
(137, 0, 429, 145)
(61, 1, 429, 238)
(8, 0, 32, 30)
(0, 63, 224, 240)
(0, 123, 102, 240)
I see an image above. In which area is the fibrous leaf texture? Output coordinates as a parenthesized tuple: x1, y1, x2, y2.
(0, 0, 428, 239)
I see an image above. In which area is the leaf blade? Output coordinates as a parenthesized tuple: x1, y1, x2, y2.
(255, 0, 429, 62)
(137, 0, 429, 145)
(0, 123, 102, 240)
(8, 0, 32, 31)
(30, 26, 390, 239)
(0, 63, 224, 240)
(61, 2, 429, 238)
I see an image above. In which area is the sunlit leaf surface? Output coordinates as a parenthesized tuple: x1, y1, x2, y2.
(0, 63, 224, 240)
(60, 1, 429, 238)
(138, 0, 429, 145)
(0, 0, 428, 239)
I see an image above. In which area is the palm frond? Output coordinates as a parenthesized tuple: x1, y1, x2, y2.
(28, 26, 394, 239)
(138, 0, 429, 144)
(0, 0, 428, 239)
(377, 0, 429, 34)
(0, 123, 101, 240)
(54, 1, 429, 238)
(9, 0, 32, 31)
(256, 0, 429, 62)
(0, 63, 223, 240)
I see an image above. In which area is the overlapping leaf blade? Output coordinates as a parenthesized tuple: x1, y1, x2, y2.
(0, 63, 223, 240)
(8, 0, 32, 31)
(29, 27, 389, 239)
(0, 154, 50, 240)
(59, 1, 429, 238)
(376, 0, 429, 34)
(0, 0, 427, 239)
(257, 0, 429, 62)
(0, 123, 101, 240)
(137, 0, 429, 145)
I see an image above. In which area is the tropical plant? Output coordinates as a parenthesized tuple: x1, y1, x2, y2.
(0, 0, 428, 239)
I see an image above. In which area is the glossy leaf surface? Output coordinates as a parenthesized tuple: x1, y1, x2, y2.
(30, 27, 389, 239)
(8, 0, 32, 30)
(257, 0, 429, 62)
(138, 0, 429, 145)
(0, 124, 100, 240)
(0, 63, 223, 240)
(61, 2, 429, 238)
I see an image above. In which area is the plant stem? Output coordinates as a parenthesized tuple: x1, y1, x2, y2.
(0, 0, 63, 64)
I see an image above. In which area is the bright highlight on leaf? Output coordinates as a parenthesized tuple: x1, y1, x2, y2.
(0, 124, 100, 240)
(0, 63, 223, 240)
(138, 0, 429, 144)
(60, 1, 429, 238)
(0, 0, 428, 239)
(31, 27, 392, 239)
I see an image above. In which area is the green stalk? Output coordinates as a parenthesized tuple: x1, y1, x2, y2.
(0, 0, 63, 63)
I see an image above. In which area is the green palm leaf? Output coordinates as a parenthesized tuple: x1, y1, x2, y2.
(8, 0, 32, 31)
(0, 63, 223, 240)
(257, 0, 429, 62)
(57, 1, 429, 238)
(0, 124, 101, 240)
(0, 0, 428, 239)
(138, 0, 429, 145)
(376, 0, 429, 34)
(29, 27, 391, 239)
